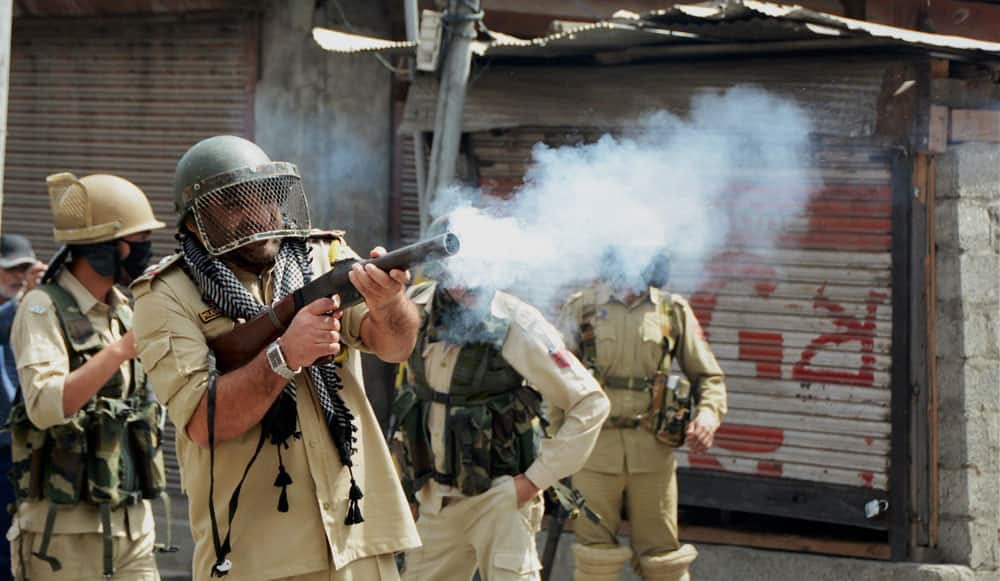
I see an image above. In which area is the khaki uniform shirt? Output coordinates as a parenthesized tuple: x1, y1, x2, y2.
(559, 285, 727, 474)
(9, 270, 153, 538)
(406, 282, 609, 514)
(132, 239, 420, 581)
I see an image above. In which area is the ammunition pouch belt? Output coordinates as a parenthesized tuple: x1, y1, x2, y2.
(602, 415, 646, 430)
(392, 382, 543, 500)
(8, 395, 166, 509)
(602, 376, 653, 391)
(409, 383, 516, 407)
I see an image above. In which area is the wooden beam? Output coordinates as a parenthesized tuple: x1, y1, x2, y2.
(889, 149, 914, 561)
(926, 154, 938, 549)
(680, 526, 891, 560)
(928, 106, 949, 153)
(911, 151, 932, 549)
(950, 109, 1000, 143)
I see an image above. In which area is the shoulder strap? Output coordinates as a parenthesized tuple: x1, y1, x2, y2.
(406, 306, 433, 389)
(36, 284, 103, 355)
(656, 293, 676, 374)
(579, 299, 599, 372)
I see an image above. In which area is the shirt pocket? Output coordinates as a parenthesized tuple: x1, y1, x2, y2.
(641, 312, 664, 344)
(493, 549, 542, 577)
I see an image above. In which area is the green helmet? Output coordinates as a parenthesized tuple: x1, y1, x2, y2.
(174, 135, 312, 256)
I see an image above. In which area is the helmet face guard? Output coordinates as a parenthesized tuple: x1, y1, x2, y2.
(186, 162, 312, 256)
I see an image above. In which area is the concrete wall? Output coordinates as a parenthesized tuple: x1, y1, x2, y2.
(255, 0, 398, 428)
(934, 142, 1000, 580)
(255, 0, 393, 255)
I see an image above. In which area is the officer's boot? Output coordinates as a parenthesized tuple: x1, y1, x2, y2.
(638, 544, 698, 581)
(572, 544, 633, 581)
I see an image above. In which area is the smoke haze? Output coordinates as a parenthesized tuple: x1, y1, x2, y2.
(430, 86, 818, 316)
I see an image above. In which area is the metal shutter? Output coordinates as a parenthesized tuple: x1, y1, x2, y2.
(3, 14, 256, 260)
(3, 13, 256, 507)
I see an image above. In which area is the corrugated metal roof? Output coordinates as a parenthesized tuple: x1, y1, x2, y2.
(312, 28, 417, 55)
(644, 1, 1000, 53)
(312, 0, 1000, 59)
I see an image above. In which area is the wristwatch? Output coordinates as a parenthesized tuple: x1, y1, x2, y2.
(266, 340, 301, 380)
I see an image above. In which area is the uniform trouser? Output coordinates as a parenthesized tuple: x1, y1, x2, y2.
(403, 476, 545, 581)
(572, 449, 678, 558)
(275, 554, 400, 581)
(11, 528, 159, 581)
(0, 448, 14, 581)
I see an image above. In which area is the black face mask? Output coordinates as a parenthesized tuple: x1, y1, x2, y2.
(121, 239, 153, 281)
(73, 241, 119, 278)
(73, 239, 153, 285)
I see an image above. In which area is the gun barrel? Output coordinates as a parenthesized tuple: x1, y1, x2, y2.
(296, 232, 460, 308)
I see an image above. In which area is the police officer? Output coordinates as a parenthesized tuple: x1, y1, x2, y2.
(0, 234, 46, 579)
(559, 251, 727, 581)
(392, 215, 610, 581)
(132, 136, 421, 580)
(8, 172, 166, 580)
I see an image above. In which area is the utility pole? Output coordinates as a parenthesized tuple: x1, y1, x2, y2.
(0, 0, 13, 233)
(422, 0, 481, 233)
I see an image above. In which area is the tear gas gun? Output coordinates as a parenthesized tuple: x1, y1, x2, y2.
(540, 480, 603, 581)
(208, 232, 461, 373)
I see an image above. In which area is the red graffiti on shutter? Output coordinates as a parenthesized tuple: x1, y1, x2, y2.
(792, 288, 888, 387)
(860, 472, 875, 488)
(687, 453, 724, 471)
(756, 461, 783, 478)
(690, 252, 778, 338)
(714, 424, 784, 453)
(738, 330, 783, 379)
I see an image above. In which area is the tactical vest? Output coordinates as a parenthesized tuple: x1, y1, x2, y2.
(391, 291, 543, 499)
(5, 283, 171, 576)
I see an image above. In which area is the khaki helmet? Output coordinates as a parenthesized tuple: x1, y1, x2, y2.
(47, 173, 165, 244)
(174, 135, 312, 256)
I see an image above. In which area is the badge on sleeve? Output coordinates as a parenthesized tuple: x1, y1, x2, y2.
(548, 348, 572, 369)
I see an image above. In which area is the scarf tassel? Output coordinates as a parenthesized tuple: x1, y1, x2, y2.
(274, 449, 293, 513)
(344, 473, 364, 525)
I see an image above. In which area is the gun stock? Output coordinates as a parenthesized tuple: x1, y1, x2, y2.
(208, 232, 460, 373)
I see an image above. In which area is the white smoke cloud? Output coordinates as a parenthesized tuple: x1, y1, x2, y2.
(430, 86, 817, 314)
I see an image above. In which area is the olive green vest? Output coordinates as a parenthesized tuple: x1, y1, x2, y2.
(391, 290, 543, 499)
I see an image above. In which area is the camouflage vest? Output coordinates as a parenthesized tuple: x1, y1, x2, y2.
(5, 283, 171, 574)
(391, 290, 543, 499)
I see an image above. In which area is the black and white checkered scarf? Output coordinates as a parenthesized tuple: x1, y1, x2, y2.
(179, 232, 364, 525)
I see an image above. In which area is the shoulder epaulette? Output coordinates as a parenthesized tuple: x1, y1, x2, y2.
(132, 253, 183, 285)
